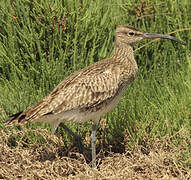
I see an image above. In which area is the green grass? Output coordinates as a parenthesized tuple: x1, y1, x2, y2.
(0, 0, 190, 164)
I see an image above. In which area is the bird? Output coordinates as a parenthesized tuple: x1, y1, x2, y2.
(6, 25, 186, 168)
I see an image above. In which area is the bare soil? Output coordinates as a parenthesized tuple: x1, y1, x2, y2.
(0, 127, 190, 180)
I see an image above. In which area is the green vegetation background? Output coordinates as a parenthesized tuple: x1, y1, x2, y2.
(0, 0, 190, 165)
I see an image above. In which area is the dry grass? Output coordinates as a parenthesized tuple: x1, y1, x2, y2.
(0, 127, 191, 180)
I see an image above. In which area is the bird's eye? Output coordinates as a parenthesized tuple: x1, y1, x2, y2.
(128, 32, 135, 36)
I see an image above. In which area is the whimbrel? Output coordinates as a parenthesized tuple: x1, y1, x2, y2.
(7, 26, 186, 168)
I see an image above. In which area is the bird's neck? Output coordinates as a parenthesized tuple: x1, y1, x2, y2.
(113, 44, 133, 59)
(112, 44, 138, 83)
(112, 44, 137, 66)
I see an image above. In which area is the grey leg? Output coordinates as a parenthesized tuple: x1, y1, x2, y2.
(91, 121, 98, 168)
(59, 122, 84, 152)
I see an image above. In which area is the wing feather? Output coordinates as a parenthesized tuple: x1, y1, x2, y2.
(8, 60, 123, 124)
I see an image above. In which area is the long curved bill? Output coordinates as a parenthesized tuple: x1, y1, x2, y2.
(143, 33, 186, 45)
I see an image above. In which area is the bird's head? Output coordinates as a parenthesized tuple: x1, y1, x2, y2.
(115, 25, 186, 46)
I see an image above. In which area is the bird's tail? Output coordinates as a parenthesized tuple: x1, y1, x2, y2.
(6, 99, 50, 125)
(6, 109, 62, 133)
(6, 111, 24, 125)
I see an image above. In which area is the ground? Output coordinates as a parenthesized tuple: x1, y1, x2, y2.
(0, 126, 190, 180)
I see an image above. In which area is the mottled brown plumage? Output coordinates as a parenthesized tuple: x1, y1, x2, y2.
(7, 26, 140, 129)
(7, 25, 186, 168)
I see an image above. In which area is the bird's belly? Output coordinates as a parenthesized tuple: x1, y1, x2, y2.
(102, 89, 125, 114)
(61, 87, 126, 123)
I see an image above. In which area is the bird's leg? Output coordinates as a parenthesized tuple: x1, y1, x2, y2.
(91, 120, 98, 168)
(59, 122, 84, 153)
